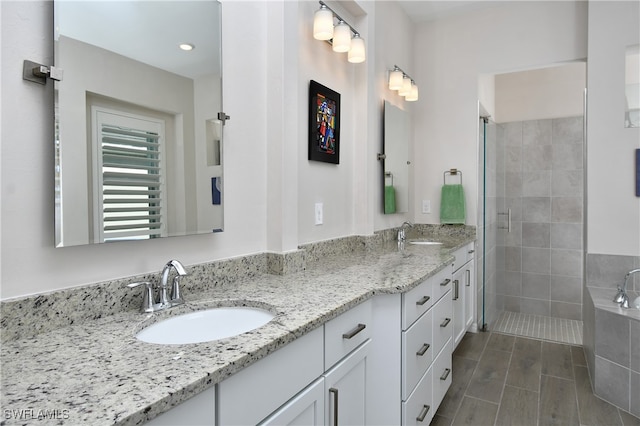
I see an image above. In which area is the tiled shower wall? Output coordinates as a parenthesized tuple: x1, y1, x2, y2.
(496, 116, 584, 321)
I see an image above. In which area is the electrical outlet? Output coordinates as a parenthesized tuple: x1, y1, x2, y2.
(422, 200, 431, 214)
(315, 203, 323, 225)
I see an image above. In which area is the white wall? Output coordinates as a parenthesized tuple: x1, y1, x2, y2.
(412, 1, 588, 226)
(495, 62, 586, 123)
(587, 1, 640, 256)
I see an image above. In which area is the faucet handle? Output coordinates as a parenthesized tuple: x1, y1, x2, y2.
(127, 281, 155, 313)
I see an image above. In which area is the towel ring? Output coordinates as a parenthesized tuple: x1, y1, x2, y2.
(444, 169, 462, 185)
(385, 172, 394, 186)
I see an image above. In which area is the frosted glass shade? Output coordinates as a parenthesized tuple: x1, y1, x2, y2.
(348, 36, 366, 63)
(398, 77, 412, 96)
(313, 7, 334, 40)
(389, 70, 404, 90)
(406, 83, 419, 101)
(332, 22, 351, 52)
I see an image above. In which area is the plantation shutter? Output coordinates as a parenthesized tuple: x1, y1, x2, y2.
(93, 109, 166, 242)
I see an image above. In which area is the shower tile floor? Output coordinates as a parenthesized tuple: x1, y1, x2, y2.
(492, 311, 583, 345)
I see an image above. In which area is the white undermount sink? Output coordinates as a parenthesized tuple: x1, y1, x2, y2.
(136, 306, 275, 345)
(408, 241, 443, 246)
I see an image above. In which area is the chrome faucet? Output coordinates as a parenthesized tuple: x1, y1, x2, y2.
(397, 221, 414, 242)
(159, 259, 188, 308)
(127, 260, 189, 313)
(614, 268, 640, 309)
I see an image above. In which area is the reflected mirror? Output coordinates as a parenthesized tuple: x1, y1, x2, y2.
(625, 44, 639, 128)
(382, 101, 410, 214)
(54, 0, 223, 247)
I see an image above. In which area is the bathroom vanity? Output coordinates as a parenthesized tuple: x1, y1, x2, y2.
(0, 229, 476, 425)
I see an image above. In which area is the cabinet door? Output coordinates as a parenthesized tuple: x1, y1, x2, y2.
(464, 260, 475, 330)
(324, 340, 370, 426)
(452, 266, 465, 347)
(259, 378, 325, 426)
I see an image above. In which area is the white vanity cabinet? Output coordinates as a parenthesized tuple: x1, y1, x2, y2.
(217, 299, 372, 426)
(401, 266, 452, 426)
(451, 243, 475, 347)
(146, 386, 216, 425)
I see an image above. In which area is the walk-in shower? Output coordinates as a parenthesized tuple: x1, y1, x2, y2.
(478, 114, 585, 345)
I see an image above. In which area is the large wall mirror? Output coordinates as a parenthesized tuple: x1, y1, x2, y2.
(54, 1, 223, 247)
(382, 101, 410, 214)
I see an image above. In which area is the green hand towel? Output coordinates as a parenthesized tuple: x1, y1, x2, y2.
(384, 185, 396, 214)
(440, 184, 466, 224)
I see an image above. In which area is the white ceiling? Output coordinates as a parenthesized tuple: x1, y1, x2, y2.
(394, 1, 503, 23)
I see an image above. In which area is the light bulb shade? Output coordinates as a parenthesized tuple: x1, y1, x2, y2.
(348, 35, 366, 63)
(313, 7, 334, 40)
(398, 76, 412, 96)
(406, 83, 419, 101)
(332, 22, 351, 52)
(389, 70, 403, 90)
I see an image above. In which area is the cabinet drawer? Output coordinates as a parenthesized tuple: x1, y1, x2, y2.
(324, 299, 372, 369)
(432, 338, 453, 411)
(402, 308, 433, 400)
(402, 267, 448, 329)
(431, 267, 453, 304)
(402, 365, 433, 426)
(432, 291, 453, 357)
(452, 243, 475, 271)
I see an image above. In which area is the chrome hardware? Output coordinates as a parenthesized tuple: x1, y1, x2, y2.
(416, 343, 430, 356)
(329, 388, 339, 426)
(126, 281, 154, 313)
(453, 279, 459, 300)
(440, 368, 451, 381)
(416, 295, 431, 306)
(440, 318, 451, 328)
(468, 249, 475, 254)
(466, 269, 471, 286)
(377, 153, 386, 161)
(397, 221, 414, 242)
(342, 323, 366, 339)
(440, 278, 451, 287)
(498, 209, 512, 232)
(23, 60, 64, 85)
(614, 268, 640, 308)
(128, 260, 189, 313)
(217, 112, 231, 125)
(416, 404, 430, 422)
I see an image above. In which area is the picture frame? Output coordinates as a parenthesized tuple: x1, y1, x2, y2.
(309, 80, 340, 164)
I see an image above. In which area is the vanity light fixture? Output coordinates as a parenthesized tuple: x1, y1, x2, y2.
(388, 65, 418, 102)
(313, 1, 366, 63)
(179, 43, 195, 51)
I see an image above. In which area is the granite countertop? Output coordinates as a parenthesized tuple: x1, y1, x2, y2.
(0, 236, 474, 425)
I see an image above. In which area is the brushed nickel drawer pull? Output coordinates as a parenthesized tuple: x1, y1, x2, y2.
(416, 404, 430, 422)
(453, 279, 459, 300)
(342, 323, 366, 339)
(416, 343, 430, 356)
(440, 318, 451, 328)
(440, 278, 451, 287)
(416, 295, 431, 306)
(329, 388, 339, 426)
(466, 269, 471, 286)
(468, 249, 475, 254)
(440, 368, 451, 381)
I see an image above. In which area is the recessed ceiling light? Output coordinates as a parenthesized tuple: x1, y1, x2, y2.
(179, 43, 195, 51)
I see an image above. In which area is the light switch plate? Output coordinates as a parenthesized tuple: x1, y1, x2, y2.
(422, 200, 431, 214)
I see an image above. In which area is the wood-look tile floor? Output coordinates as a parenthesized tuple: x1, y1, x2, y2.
(430, 332, 640, 426)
